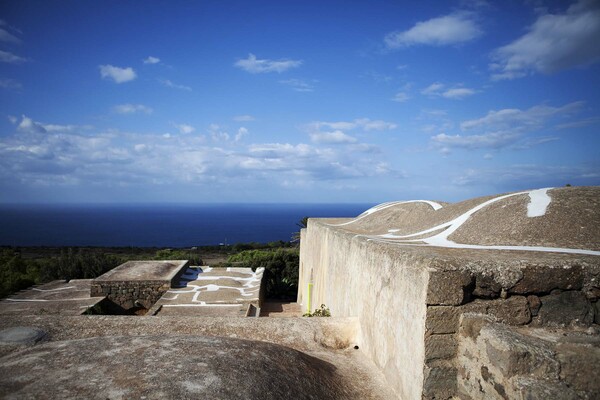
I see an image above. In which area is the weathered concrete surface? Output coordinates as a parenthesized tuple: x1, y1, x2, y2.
(0, 315, 395, 399)
(0, 327, 46, 345)
(150, 266, 264, 316)
(299, 224, 430, 400)
(299, 187, 600, 399)
(0, 335, 360, 399)
(93, 260, 189, 282)
(0, 279, 104, 316)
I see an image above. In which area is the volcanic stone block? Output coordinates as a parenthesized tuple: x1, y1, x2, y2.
(535, 291, 593, 327)
(427, 270, 473, 306)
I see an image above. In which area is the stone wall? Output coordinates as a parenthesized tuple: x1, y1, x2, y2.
(299, 219, 600, 399)
(456, 314, 600, 399)
(90, 281, 172, 310)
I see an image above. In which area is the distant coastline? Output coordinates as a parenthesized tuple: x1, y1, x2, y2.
(0, 203, 373, 247)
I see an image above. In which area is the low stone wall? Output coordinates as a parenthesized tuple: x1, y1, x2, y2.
(90, 281, 171, 310)
(91, 260, 190, 310)
(457, 314, 600, 399)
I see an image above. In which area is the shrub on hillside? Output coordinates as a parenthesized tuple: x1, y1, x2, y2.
(226, 248, 299, 300)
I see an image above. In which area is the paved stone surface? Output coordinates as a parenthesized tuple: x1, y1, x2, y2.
(0, 279, 104, 316)
(151, 266, 264, 316)
(93, 260, 189, 282)
(0, 327, 46, 345)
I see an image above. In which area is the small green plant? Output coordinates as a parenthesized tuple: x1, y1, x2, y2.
(303, 304, 331, 317)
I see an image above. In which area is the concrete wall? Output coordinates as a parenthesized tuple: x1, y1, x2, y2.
(298, 221, 430, 400)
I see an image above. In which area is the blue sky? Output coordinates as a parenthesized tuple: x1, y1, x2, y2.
(0, 0, 599, 203)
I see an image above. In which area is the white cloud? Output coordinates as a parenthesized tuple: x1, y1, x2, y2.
(421, 82, 476, 99)
(442, 87, 476, 99)
(432, 131, 520, 149)
(385, 12, 482, 48)
(0, 50, 27, 64)
(490, 0, 600, 79)
(159, 79, 192, 91)
(143, 56, 160, 64)
(452, 164, 600, 187)
(279, 78, 314, 92)
(113, 104, 153, 115)
(432, 101, 584, 151)
(309, 130, 357, 144)
(233, 115, 255, 122)
(0, 117, 401, 193)
(421, 82, 445, 95)
(208, 124, 230, 142)
(0, 28, 21, 44)
(0, 78, 22, 90)
(99, 65, 136, 83)
(15, 115, 81, 134)
(235, 127, 248, 142)
(174, 123, 195, 134)
(460, 101, 583, 130)
(555, 117, 600, 130)
(310, 118, 397, 132)
(392, 92, 410, 102)
(234, 53, 302, 73)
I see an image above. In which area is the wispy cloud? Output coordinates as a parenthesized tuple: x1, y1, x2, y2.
(14, 115, 85, 134)
(309, 130, 357, 144)
(113, 104, 153, 115)
(234, 53, 302, 73)
(0, 28, 21, 44)
(0, 117, 398, 191)
(0, 49, 27, 64)
(432, 132, 520, 150)
(392, 92, 410, 102)
(460, 101, 583, 130)
(452, 164, 600, 187)
(432, 101, 584, 151)
(235, 127, 248, 142)
(279, 78, 314, 92)
(143, 56, 160, 64)
(422, 82, 476, 99)
(174, 123, 195, 134)
(310, 118, 397, 132)
(490, 0, 600, 80)
(99, 65, 136, 83)
(0, 78, 22, 90)
(385, 11, 482, 48)
(159, 79, 192, 91)
(442, 87, 476, 99)
(233, 115, 255, 122)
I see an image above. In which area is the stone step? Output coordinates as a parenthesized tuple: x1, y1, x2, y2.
(260, 301, 302, 317)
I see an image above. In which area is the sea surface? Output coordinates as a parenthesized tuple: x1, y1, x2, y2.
(0, 203, 374, 247)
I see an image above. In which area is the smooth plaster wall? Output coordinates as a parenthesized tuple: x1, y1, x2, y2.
(298, 220, 430, 400)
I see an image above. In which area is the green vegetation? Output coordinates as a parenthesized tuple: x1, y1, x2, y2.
(292, 216, 309, 243)
(225, 248, 299, 300)
(0, 241, 298, 300)
(303, 304, 331, 317)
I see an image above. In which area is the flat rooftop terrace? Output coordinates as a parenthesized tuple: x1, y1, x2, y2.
(0, 280, 104, 316)
(93, 260, 189, 282)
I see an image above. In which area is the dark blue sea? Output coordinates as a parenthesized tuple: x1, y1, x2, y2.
(0, 203, 373, 247)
